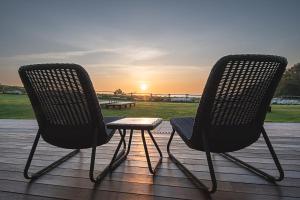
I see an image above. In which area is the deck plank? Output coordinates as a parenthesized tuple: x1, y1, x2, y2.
(0, 119, 299, 199)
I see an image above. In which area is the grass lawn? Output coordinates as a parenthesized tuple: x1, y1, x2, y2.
(0, 94, 299, 122)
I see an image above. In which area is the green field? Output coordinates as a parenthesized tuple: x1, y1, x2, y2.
(0, 94, 299, 122)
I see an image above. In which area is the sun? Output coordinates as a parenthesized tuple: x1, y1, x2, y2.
(140, 83, 148, 91)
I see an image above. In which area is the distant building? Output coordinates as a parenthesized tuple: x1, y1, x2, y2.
(5, 90, 23, 95)
(170, 97, 193, 102)
(272, 97, 300, 105)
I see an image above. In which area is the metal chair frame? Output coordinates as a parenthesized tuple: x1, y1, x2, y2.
(167, 54, 287, 193)
(167, 127, 284, 193)
(89, 129, 127, 183)
(167, 129, 217, 193)
(24, 129, 127, 182)
(20, 63, 128, 183)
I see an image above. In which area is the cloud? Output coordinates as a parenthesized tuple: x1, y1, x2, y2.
(121, 47, 167, 61)
(0, 46, 167, 62)
(86, 63, 210, 73)
(0, 49, 113, 61)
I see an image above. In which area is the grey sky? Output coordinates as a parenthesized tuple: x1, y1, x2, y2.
(0, 0, 299, 92)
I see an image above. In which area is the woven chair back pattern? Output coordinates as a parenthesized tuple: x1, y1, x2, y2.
(211, 59, 281, 126)
(194, 55, 287, 135)
(191, 55, 287, 152)
(19, 64, 100, 127)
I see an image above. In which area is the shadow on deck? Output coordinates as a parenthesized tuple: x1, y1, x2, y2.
(0, 119, 299, 200)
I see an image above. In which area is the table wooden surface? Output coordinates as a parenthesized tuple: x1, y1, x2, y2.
(107, 117, 163, 130)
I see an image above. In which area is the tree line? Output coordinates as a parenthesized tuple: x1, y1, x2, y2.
(1, 63, 299, 97)
(275, 63, 300, 97)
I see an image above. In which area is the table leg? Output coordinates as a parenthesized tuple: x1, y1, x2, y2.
(110, 129, 133, 171)
(118, 129, 126, 150)
(125, 129, 133, 157)
(141, 129, 162, 174)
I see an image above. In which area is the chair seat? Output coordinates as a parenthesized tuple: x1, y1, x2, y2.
(170, 117, 194, 143)
(42, 116, 123, 149)
(170, 117, 261, 152)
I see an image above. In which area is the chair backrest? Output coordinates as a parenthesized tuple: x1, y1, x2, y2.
(19, 63, 107, 149)
(192, 55, 287, 152)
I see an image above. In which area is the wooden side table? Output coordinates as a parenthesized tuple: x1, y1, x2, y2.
(107, 118, 163, 174)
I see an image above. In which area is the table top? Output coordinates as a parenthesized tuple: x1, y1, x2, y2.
(106, 117, 163, 130)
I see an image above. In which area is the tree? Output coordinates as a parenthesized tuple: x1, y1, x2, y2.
(275, 63, 300, 96)
(114, 89, 124, 95)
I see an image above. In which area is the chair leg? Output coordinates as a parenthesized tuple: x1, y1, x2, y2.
(109, 129, 127, 170)
(141, 129, 163, 174)
(111, 129, 127, 162)
(89, 129, 127, 183)
(24, 130, 80, 180)
(167, 129, 217, 193)
(219, 127, 284, 182)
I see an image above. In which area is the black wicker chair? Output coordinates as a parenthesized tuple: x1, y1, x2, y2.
(167, 54, 287, 193)
(19, 63, 127, 183)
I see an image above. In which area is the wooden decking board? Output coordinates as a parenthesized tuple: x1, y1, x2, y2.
(1, 153, 299, 178)
(2, 145, 300, 157)
(0, 171, 209, 200)
(2, 150, 299, 173)
(0, 169, 299, 199)
(0, 120, 299, 199)
(0, 145, 299, 173)
(0, 191, 66, 200)
(0, 179, 178, 200)
(0, 160, 298, 185)
(1, 146, 300, 159)
(1, 141, 299, 154)
(0, 180, 297, 200)
(1, 165, 300, 198)
(1, 161, 299, 190)
(1, 152, 300, 179)
(2, 144, 298, 173)
(1, 151, 299, 172)
(1, 150, 300, 161)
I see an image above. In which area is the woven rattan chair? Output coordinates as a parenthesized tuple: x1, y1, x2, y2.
(167, 54, 287, 193)
(19, 63, 127, 183)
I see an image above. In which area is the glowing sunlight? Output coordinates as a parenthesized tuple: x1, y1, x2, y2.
(140, 83, 148, 91)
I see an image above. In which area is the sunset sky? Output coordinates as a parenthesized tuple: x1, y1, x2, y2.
(0, 0, 299, 94)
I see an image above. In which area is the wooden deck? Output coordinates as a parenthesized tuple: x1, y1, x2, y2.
(104, 102, 136, 109)
(0, 119, 299, 200)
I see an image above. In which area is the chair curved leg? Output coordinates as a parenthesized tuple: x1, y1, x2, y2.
(89, 129, 127, 183)
(109, 129, 127, 170)
(167, 129, 217, 193)
(24, 130, 80, 180)
(111, 129, 127, 162)
(141, 129, 162, 174)
(219, 127, 284, 182)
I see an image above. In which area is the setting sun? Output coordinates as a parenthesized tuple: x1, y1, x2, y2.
(140, 83, 148, 91)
